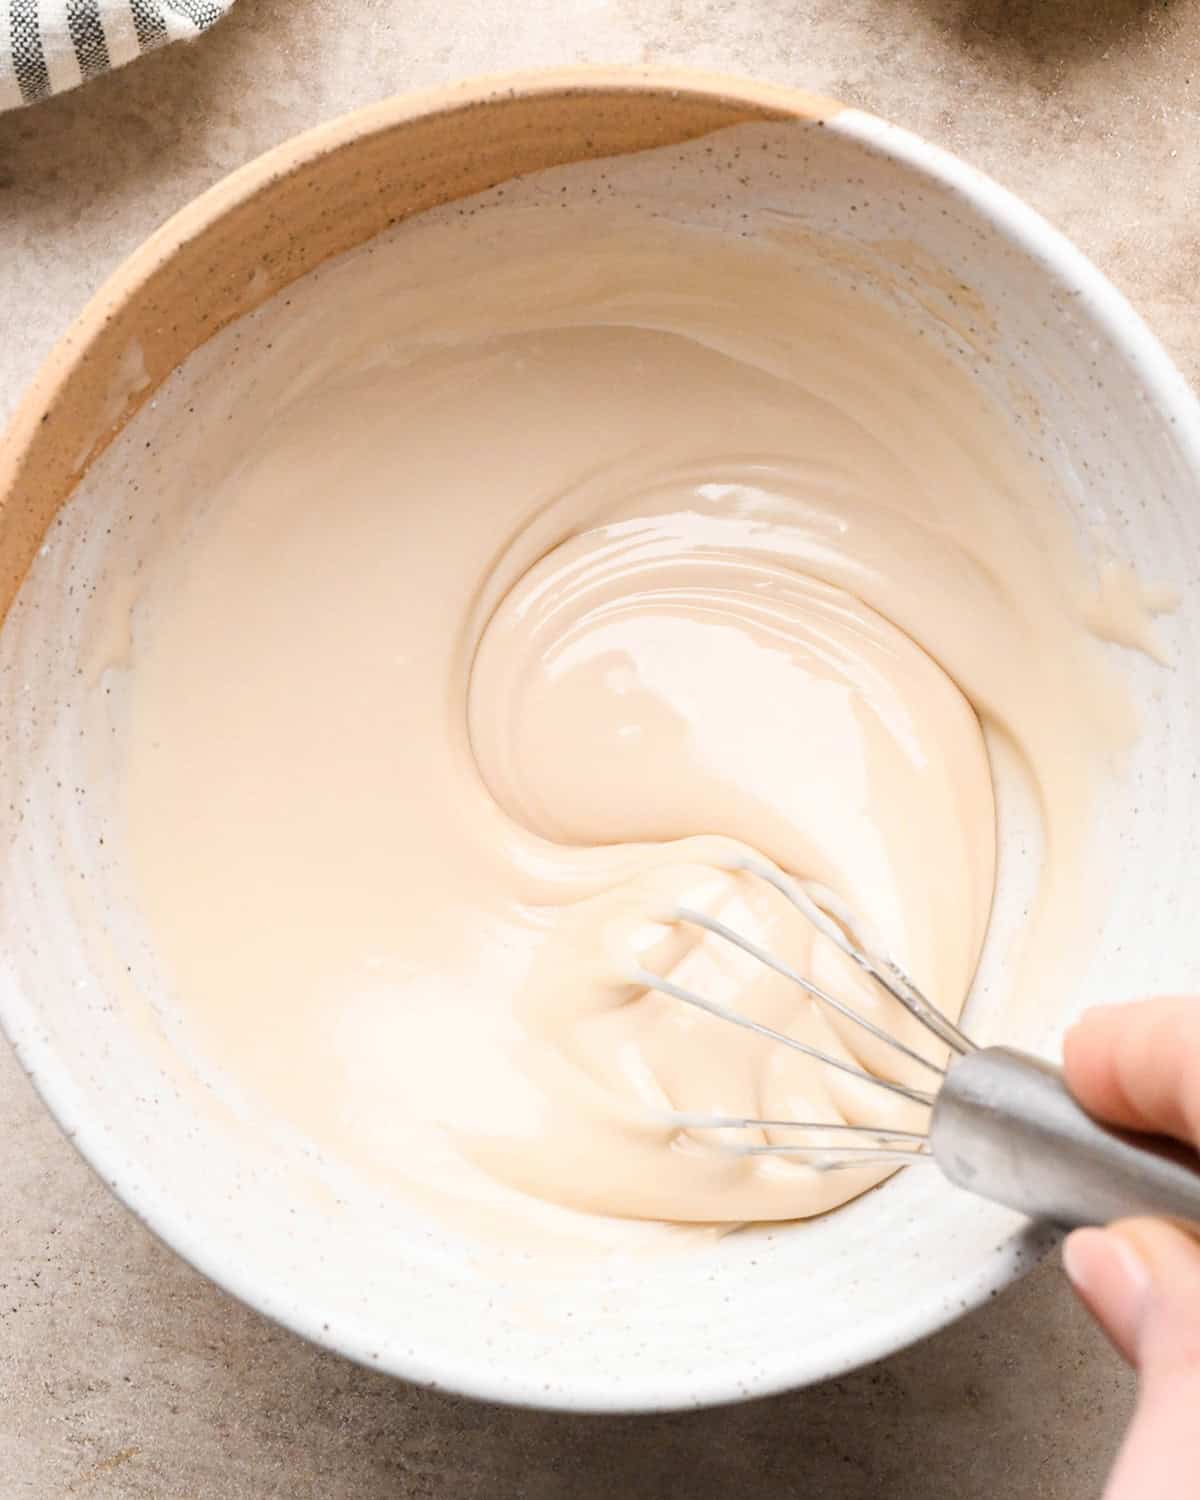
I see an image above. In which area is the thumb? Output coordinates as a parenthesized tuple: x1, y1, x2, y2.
(1064, 1218, 1200, 1499)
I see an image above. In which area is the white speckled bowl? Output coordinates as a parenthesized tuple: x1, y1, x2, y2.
(2, 69, 1199, 1412)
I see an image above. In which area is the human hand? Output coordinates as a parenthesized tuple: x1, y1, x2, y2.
(1062, 997, 1200, 1499)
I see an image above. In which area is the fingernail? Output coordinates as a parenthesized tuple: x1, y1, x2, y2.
(1063, 1227, 1152, 1364)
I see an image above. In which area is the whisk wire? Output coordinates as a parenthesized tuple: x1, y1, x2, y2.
(630, 962, 937, 1108)
(675, 905, 946, 1079)
(730, 1143, 936, 1169)
(728, 853, 975, 1057)
(672, 1113, 928, 1142)
(628, 852, 988, 1161)
(673, 1111, 935, 1167)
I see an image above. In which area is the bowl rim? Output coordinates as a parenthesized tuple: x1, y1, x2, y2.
(0, 65, 835, 505)
(3, 64, 1200, 1413)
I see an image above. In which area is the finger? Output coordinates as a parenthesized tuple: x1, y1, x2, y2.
(1061, 1225, 1147, 1364)
(1062, 997, 1200, 1146)
(1064, 1219, 1200, 1500)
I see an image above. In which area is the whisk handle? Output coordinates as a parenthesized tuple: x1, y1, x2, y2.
(930, 1045, 1200, 1228)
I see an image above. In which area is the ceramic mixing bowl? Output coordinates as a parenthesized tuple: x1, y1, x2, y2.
(2, 68, 1199, 1412)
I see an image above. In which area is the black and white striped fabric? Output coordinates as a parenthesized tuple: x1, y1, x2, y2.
(1, 0, 235, 109)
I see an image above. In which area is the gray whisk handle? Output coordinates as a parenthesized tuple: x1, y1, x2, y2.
(930, 1045, 1200, 1228)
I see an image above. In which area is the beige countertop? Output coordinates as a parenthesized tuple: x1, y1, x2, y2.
(3, 1, 1195, 1494)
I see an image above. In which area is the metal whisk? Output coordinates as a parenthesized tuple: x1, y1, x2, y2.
(633, 852, 1200, 1228)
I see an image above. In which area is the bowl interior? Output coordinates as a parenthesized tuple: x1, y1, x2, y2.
(2, 75, 1199, 1411)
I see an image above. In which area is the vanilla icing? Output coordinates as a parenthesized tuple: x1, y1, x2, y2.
(3, 126, 1142, 1245)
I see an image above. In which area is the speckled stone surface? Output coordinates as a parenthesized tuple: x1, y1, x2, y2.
(5, 0, 1198, 1494)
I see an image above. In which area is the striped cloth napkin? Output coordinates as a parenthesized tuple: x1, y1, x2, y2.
(1, 0, 235, 110)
